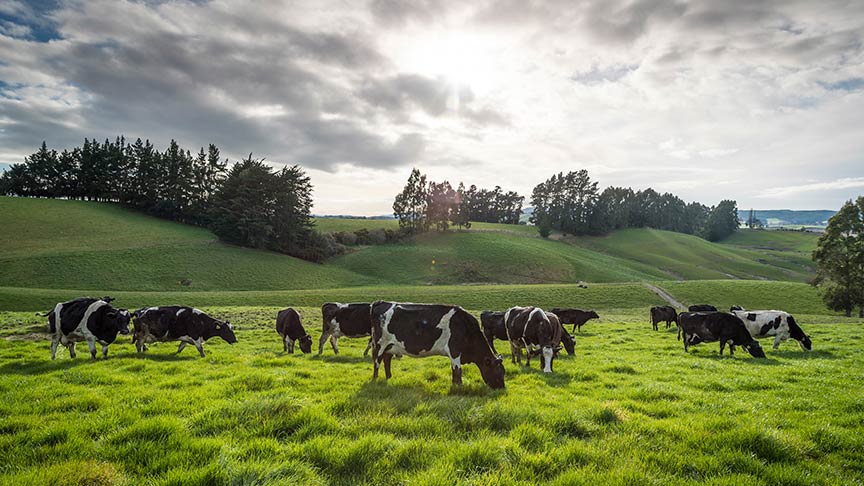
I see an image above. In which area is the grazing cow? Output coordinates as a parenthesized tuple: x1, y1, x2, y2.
(730, 308, 812, 351)
(688, 304, 718, 312)
(46, 297, 131, 359)
(650, 305, 678, 331)
(319, 302, 373, 356)
(481, 310, 575, 356)
(550, 308, 599, 333)
(677, 312, 766, 358)
(370, 302, 505, 389)
(504, 306, 563, 372)
(132, 306, 236, 357)
(276, 308, 312, 354)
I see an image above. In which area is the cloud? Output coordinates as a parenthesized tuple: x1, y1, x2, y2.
(756, 177, 864, 198)
(0, 0, 863, 214)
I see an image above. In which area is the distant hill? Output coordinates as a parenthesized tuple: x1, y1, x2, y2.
(739, 209, 835, 227)
(0, 197, 818, 293)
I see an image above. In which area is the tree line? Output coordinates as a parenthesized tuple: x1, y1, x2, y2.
(529, 170, 739, 241)
(0, 138, 331, 261)
(813, 197, 864, 317)
(392, 168, 524, 233)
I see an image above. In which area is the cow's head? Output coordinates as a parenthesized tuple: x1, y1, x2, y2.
(107, 309, 131, 335)
(587, 310, 600, 320)
(216, 321, 237, 344)
(744, 340, 766, 358)
(298, 334, 313, 354)
(479, 355, 505, 389)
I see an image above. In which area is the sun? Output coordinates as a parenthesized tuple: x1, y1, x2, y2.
(391, 30, 499, 95)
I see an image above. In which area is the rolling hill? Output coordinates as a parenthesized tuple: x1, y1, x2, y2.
(0, 197, 821, 294)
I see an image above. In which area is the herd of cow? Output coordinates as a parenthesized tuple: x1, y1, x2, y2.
(41, 296, 811, 390)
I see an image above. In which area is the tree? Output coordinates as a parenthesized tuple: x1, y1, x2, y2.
(812, 198, 864, 317)
(393, 168, 428, 234)
(703, 200, 739, 241)
(452, 182, 471, 229)
(426, 180, 456, 231)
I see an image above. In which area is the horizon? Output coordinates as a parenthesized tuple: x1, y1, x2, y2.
(1, 1, 863, 215)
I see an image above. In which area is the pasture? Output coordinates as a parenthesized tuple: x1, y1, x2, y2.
(1, 307, 862, 485)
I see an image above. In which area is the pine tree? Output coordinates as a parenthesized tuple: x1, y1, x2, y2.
(812, 198, 864, 317)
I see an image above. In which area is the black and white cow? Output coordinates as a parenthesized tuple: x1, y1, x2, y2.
(319, 303, 373, 356)
(688, 304, 718, 312)
(504, 306, 563, 373)
(730, 308, 812, 351)
(47, 297, 131, 359)
(677, 312, 766, 358)
(370, 302, 505, 389)
(481, 310, 574, 356)
(276, 308, 312, 354)
(650, 305, 678, 330)
(550, 308, 600, 333)
(132, 306, 236, 357)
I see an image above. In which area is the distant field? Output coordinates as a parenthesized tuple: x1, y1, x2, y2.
(0, 308, 861, 485)
(721, 229, 820, 253)
(569, 229, 815, 282)
(313, 218, 399, 233)
(659, 280, 830, 315)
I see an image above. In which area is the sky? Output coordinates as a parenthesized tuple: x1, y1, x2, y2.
(1, 0, 863, 215)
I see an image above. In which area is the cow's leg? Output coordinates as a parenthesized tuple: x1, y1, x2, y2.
(135, 335, 145, 353)
(50, 335, 60, 360)
(282, 335, 288, 352)
(683, 333, 689, 352)
(450, 355, 462, 385)
(652, 320, 658, 331)
(101, 343, 109, 359)
(285, 336, 293, 353)
(330, 335, 339, 355)
(363, 338, 372, 357)
(66, 342, 77, 358)
(509, 340, 520, 364)
(318, 331, 329, 355)
(194, 338, 205, 358)
(176, 342, 187, 354)
(666, 320, 671, 329)
(729, 343, 735, 355)
(773, 335, 782, 350)
(87, 339, 97, 359)
(719, 340, 726, 355)
(522, 339, 531, 367)
(383, 353, 393, 379)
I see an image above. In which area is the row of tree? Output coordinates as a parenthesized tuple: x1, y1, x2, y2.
(1, 138, 328, 261)
(529, 170, 739, 241)
(393, 169, 524, 233)
(813, 197, 864, 317)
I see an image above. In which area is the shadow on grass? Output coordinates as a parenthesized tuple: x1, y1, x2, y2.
(770, 349, 839, 360)
(0, 358, 94, 375)
(312, 354, 371, 364)
(684, 350, 783, 365)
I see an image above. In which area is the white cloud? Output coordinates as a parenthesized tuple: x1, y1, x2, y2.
(756, 177, 864, 198)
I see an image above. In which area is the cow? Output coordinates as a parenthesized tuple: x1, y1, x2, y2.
(730, 308, 812, 351)
(677, 311, 766, 358)
(481, 310, 574, 356)
(276, 308, 312, 354)
(319, 303, 373, 356)
(46, 297, 131, 359)
(550, 308, 599, 333)
(132, 306, 236, 357)
(650, 305, 678, 331)
(688, 304, 718, 312)
(504, 306, 563, 373)
(370, 302, 505, 389)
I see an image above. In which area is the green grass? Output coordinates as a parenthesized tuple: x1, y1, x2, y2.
(720, 229, 820, 253)
(331, 231, 667, 285)
(657, 280, 831, 315)
(0, 308, 861, 485)
(569, 229, 815, 282)
(0, 197, 378, 291)
(0, 282, 665, 313)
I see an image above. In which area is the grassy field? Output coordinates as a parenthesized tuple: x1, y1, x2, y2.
(720, 229, 819, 253)
(569, 229, 815, 282)
(1, 198, 818, 290)
(0, 308, 861, 485)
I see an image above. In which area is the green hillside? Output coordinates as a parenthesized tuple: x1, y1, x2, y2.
(567, 228, 815, 282)
(0, 197, 379, 291)
(721, 228, 820, 252)
(1, 198, 819, 294)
